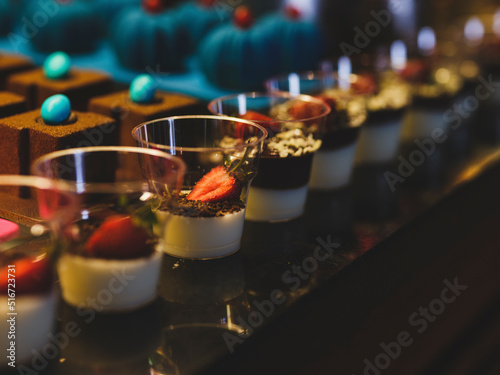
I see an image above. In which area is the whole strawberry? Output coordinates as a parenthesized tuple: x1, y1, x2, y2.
(84, 215, 152, 259)
(187, 166, 241, 202)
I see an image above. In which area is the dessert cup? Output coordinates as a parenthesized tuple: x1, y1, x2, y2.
(32, 146, 185, 313)
(265, 72, 367, 189)
(0, 175, 78, 368)
(208, 92, 330, 221)
(132, 115, 267, 258)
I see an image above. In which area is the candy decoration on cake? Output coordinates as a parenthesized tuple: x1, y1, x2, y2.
(109, 0, 187, 72)
(24, 0, 101, 53)
(129, 74, 157, 103)
(197, 5, 280, 90)
(173, 0, 230, 53)
(257, 6, 326, 74)
(41, 94, 72, 124)
(43, 51, 71, 80)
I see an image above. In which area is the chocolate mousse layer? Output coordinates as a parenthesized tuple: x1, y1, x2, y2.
(251, 153, 314, 189)
(320, 127, 360, 150)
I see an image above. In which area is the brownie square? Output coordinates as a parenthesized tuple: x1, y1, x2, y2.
(0, 91, 26, 118)
(0, 110, 118, 195)
(89, 90, 201, 146)
(7, 68, 113, 111)
(0, 54, 35, 89)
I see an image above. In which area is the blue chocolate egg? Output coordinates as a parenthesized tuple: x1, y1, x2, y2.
(129, 74, 157, 103)
(41, 94, 71, 124)
(43, 52, 71, 80)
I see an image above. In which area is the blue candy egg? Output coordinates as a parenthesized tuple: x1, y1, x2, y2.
(129, 74, 157, 103)
(41, 94, 71, 124)
(43, 52, 71, 80)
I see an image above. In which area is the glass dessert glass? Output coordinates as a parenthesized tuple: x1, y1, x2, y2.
(208, 92, 330, 221)
(132, 115, 267, 259)
(265, 72, 370, 189)
(0, 175, 78, 367)
(31, 146, 185, 313)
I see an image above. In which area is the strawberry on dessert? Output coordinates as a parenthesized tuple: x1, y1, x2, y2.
(84, 215, 152, 259)
(187, 166, 241, 202)
(0, 253, 57, 366)
(57, 211, 163, 313)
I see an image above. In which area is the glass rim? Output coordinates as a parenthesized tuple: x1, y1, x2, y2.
(0, 174, 76, 193)
(132, 115, 269, 153)
(207, 91, 331, 124)
(31, 146, 187, 194)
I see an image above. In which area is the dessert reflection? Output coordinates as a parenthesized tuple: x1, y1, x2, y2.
(150, 253, 249, 375)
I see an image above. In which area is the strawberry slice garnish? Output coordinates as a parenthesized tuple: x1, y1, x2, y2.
(187, 166, 241, 202)
(84, 215, 152, 259)
(236, 110, 277, 138)
(351, 73, 377, 95)
(240, 110, 274, 123)
(0, 255, 53, 295)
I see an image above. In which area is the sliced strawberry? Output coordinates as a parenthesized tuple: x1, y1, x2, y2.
(399, 60, 430, 83)
(84, 215, 151, 259)
(289, 101, 325, 120)
(0, 255, 53, 295)
(351, 73, 377, 95)
(235, 111, 276, 138)
(187, 166, 241, 202)
(240, 110, 274, 123)
(315, 95, 337, 112)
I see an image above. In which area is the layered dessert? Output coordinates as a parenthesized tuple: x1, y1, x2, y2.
(0, 253, 57, 366)
(308, 85, 367, 189)
(399, 59, 463, 142)
(355, 71, 412, 164)
(240, 102, 324, 221)
(0, 95, 117, 187)
(89, 74, 200, 147)
(7, 52, 112, 111)
(158, 160, 251, 259)
(58, 200, 163, 313)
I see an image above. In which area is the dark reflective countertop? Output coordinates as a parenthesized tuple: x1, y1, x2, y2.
(4, 108, 499, 375)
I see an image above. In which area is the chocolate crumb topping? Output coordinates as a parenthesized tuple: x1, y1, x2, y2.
(162, 194, 245, 218)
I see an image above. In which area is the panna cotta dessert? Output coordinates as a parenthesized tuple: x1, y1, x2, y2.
(0, 253, 57, 366)
(400, 59, 463, 142)
(355, 71, 412, 164)
(309, 85, 367, 189)
(58, 213, 163, 313)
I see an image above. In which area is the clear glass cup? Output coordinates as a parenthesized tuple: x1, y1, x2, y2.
(0, 175, 78, 367)
(31, 146, 186, 313)
(132, 115, 267, 258)
(265, 72, 371, 188)
(208, 92, 330, 221)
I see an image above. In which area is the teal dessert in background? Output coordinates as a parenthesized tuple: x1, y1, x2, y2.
(23, 0, 101, 53)
(109, 3, 187, 72)
(197, 6, 280, 90)
(257, 6, 326, 74)
(90, 0, 140, 35)
(173, 0, 230, 54)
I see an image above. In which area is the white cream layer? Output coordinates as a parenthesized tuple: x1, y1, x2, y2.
(0, 289, 57, 366)
(355, 119, 403, 164)
(401, 108, 450, 142)
(158, 209, 246, 259)
(57, 251, 162, 313)
(309, 144, 357, 190)
(245, 185, 308, 222)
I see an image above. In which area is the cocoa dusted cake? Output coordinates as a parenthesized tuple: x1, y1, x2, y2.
(89, 74, 200, 146)
(0, 53, 35, 89)
(0, 91, 26, 118)
(7, 52, 112, 111)
(0, 95, 117, 193)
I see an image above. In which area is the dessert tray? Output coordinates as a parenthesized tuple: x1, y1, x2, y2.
(1, 38, 500, 375)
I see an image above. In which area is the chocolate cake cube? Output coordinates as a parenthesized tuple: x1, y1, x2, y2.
(7, 68, 113, 111)
(0, 91, 26, 118)
(0, 54, 35, 89)
(0, 110, 118, 195)
(89, 90, 201, 146)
